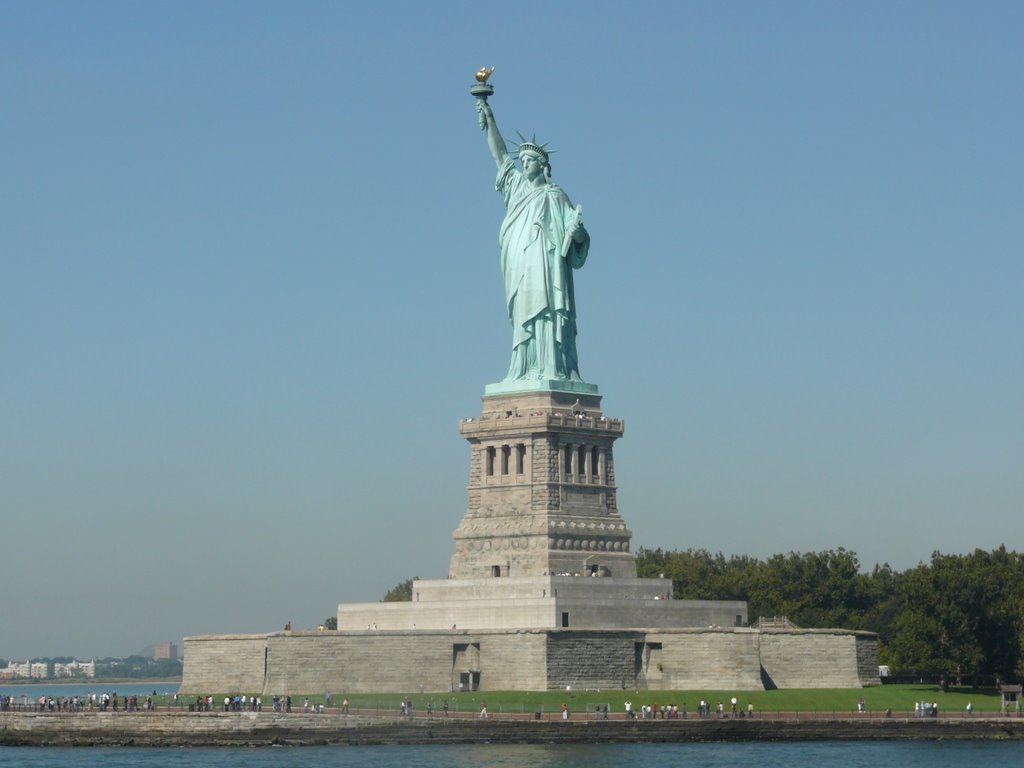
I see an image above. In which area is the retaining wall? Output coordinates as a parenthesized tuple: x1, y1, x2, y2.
(181, 626, 880, 695)
(2, 711, 1021, 747)
(758, 630, 878, 688)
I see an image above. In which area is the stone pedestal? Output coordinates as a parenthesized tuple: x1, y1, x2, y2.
(451, 387, 635, 579)
(185, 380, 878, 695)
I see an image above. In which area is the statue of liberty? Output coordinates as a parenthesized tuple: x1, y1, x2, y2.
(476, 97, 591, 384)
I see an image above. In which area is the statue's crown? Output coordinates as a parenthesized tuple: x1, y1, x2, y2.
(512, 132, 554, 165)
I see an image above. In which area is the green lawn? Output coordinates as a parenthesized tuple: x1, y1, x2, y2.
(197, 684, 1000, 716)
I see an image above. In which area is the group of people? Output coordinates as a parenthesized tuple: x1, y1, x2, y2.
(0, 691, 159, 712)
(223, 694, 263, 711)
(187, 693, 358, 714)
(623, 698, 755, 719)
(391, 699, 449, 717)
(625, 700, 697, 719)
(188, 694, 277, 712)
(117, 694, 153, 711)
(301, 698, 327, 713)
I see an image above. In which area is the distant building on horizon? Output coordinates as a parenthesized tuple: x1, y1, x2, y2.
(0, 661, 33, 679)
(153, 642, 178, 661)
(53, 660, 96, 678)
(5, 659, 30, 675)
(0, 660, 96, 680)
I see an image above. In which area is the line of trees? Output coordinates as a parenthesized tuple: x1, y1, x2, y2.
(94, 656, 182, 679)
(636, 545, 1024, 683)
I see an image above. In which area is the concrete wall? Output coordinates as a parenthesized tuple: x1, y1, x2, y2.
(559, 598, 746, 630)
(184, 630, 553, 695)
(546, 631, 640, 691)
(338, 597, 745, 632)
(264, 632, 455, 695)
(5, 710, 1022, 747)
(339, 577, 746, 632)
(182, 627, 879, 695)
(758, 630, 879, 688)
(651, 630, 764, 690)
(412, 576, 677, 602)
(338, 599, 558, 632)
(479, 632, 548, 691)
(180, 635, 267, 694)
(856, 633, 881, 684)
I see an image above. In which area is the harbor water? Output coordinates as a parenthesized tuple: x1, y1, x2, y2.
(2, 741, 1024, 767)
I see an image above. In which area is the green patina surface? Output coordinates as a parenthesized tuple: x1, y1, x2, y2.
(476, 85, 593, 387)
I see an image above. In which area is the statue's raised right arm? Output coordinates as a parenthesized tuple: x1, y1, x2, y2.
(477, 100, 508, 169)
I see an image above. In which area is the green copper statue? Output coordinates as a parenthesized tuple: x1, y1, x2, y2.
(475, 85, 591, 385)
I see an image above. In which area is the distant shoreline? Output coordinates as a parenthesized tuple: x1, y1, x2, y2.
(2, 711, 1022, 746)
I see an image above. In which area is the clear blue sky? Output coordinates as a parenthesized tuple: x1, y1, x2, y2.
(2, 1, 1021, 661)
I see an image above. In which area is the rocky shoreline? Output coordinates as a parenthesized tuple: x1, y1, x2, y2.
(2, 711, 1023, 746)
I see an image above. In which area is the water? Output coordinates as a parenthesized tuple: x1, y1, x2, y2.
(0, 742, 1021, 767)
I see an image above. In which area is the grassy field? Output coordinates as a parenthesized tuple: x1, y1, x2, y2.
(188, 684, 1002, 716)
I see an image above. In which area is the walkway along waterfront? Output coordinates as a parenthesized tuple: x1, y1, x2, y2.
(2, 709, 1023, 746)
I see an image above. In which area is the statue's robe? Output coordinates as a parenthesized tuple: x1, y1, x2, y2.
(496, 156, 590, 381)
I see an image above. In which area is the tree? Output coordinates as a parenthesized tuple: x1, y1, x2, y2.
(635, 548, 759, 604)
(323, 616, 338, 630)
(888, 547, 1024, 682)
(382, 577, 418, 602)
(636, 547, 879, 629)
(752, 548, 875, 629)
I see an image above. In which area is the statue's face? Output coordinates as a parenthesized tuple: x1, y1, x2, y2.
(521, 151, 546, 181)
